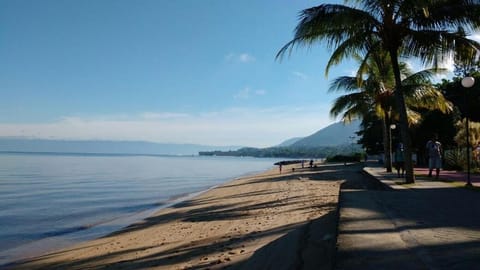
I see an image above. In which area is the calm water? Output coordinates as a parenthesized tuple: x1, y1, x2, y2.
(0, 152, 280, 265)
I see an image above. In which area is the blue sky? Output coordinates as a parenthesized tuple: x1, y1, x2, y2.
(0, 0, 460, 147)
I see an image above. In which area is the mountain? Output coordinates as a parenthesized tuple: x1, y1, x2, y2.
(200, 120, 364, 158)
(291, 120, 361, 147)
(276, 137, 304, 147)
(0, 138, 241, 156)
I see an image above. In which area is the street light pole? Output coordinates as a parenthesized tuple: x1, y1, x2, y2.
(461, 76, 475, 187)
(389, 124, 396, 172)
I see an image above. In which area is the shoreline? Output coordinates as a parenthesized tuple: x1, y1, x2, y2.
(0, 155, 281, 267)
(0, 168, 270, 267)
(8, 162, 341, 270)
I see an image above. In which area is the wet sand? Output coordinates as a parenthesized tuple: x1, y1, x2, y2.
(9, 163, 341, 270)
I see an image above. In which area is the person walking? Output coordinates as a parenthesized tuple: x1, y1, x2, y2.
(394, 143, 405, 177)
(426, 136, 442, 179)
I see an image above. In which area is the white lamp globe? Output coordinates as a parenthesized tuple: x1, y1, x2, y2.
(461, 76, 475, 88)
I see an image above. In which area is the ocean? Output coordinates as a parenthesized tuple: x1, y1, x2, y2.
(0, 152, 281, 265)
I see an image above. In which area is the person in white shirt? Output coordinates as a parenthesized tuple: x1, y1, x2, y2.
(426, 136, 442, 179)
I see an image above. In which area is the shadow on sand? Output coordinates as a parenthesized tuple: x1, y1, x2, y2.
(8, 163, 480, 269)
(7, 164, 345, 270)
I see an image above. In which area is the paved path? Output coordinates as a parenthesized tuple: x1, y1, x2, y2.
(414, 167, 480, 186)
(336, 164, 480, 270)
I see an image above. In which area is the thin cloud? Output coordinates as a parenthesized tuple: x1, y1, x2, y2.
(346, 68, 358, 77)
(224, 53, 235, 62)
(225, 53, 256, 63)
(255, 89, 266, 96)
(292, 71, 308, 80)
(238, 53, 255, 63)
(234, 87, 266, 99)
(141, 112, 189, 120)
(234, 88, 251, 99)
(0, 106, 332, 147)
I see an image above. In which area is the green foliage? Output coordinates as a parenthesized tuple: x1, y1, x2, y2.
(199, 144, 364, 159)
(356, 112, 384, 154)
(454, 120, 480, 148)
(408, 109, 458, 166)
(440, 73, 480, 122)
(326, 153, 363, 163)
(444, 148, 465, 171)
(444, 147, 480, 172)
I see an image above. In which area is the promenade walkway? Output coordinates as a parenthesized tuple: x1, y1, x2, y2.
(336, 163, 480, 269)
(414, 167, 480, 187)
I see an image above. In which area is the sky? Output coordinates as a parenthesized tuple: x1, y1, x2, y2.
(0, 0, 468, 148)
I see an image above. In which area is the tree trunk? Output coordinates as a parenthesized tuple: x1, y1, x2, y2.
(389, 49, 415, 183)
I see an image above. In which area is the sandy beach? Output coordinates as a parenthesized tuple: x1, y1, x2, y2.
(8, 162, 342, 270)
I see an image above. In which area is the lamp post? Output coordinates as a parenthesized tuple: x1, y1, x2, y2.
(461, 76, 475, 187)
(388, 124, 396, 172)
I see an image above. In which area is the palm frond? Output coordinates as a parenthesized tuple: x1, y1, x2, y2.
(417, 0, 480, 31)
(328, 76, 363, 93)
(276, 4, 378, 61)
(406, 108, 422, 125)
(330, 92, 371, 119)
(404, 86, 453, 113)
(401, 68, 448, 86)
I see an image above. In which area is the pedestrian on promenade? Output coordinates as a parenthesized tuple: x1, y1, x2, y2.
(426, 136, 442, 179)
(394, 143, 405, 177)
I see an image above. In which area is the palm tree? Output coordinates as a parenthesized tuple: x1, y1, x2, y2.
(329, 55, 452, 173)
(277, 0, 480, 183)
(330, 75, 397, 172)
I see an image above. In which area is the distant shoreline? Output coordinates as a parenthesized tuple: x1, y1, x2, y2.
(0, 150, 197, 158)
(0, 138, 242, 156)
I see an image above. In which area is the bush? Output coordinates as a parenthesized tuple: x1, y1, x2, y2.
(326, 153, 363, 162)
(444, 148, 465, 170)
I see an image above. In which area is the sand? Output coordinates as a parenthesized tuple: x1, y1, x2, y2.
(9, 163, 341, 270)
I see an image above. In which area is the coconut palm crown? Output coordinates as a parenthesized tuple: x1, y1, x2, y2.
(277, 0, 480, 183)
(329, 54, 452, 172)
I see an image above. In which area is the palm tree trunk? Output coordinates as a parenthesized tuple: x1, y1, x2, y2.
(382, 114, 392, 172)
(389, 49, 415, 183)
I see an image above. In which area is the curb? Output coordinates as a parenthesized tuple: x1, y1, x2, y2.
(362, 167, 409, 190)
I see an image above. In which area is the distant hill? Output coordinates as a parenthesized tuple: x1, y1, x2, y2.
(200, 120, 363, 158)
(276, 137, 304, 147)
(0, 138, 241, 156)
(291, 120, 361, 147)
